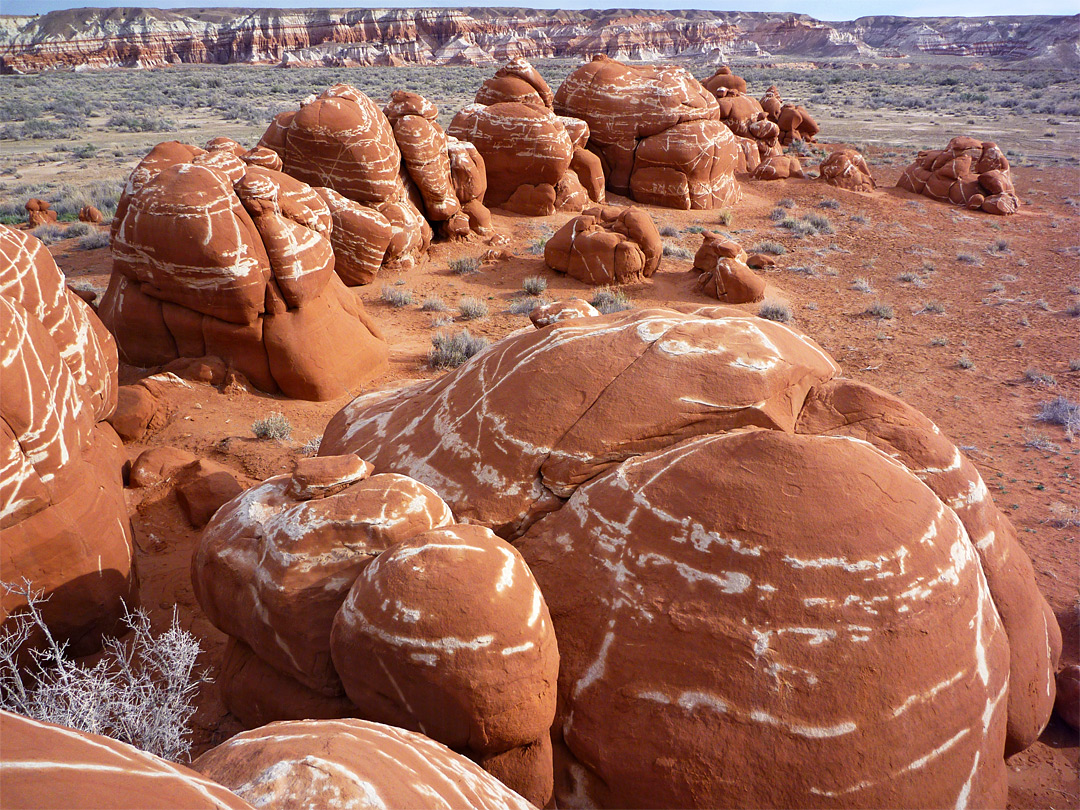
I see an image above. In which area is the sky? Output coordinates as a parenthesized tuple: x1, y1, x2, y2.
(3, 1, 1078, 20)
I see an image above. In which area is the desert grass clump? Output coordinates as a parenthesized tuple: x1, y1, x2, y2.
(987, 238, 1010, 256)
(957, 356, 975, 370)
(429, 329, 488, 369)
(851, 277, 873, 293)
(63, 222, 92, 238)
(1023, 430, 1061, 454)
(919, 300, 945, 314)
(521, 276, 548, 295)
(301, 436, 322, 456)
(251, 412, 292, 440)
(817, 198, 840, 210)
(1024, 367, 1057, 387)
(30, 223, 67, 245)
(420, 296, 447, 312)
(509, 296, 547, 315)
(778, 197, 797, 209)
(526, 237, 548, 255)
(758, 300, 793, 323)
(850, 214, 869, 226)
(930, 337, 948, 346)
(957, 252, 981, 266)
(751, 240, 786, 256)
(663, 243, 693, 259)
(458, 296, 488, 320)
(590, 288, 632, 314)
(1036, 396, 1080, 432)
(1048, 502, 1080, 528)
(717, 209, 735, 227)
(450, 256, 481, 276)
(0, 580, 207, 761)
(866, 302, 894, 320)
(380, 286, 414, 307)
(658, 225, 680, 237)
(77, 230, 110, 250)
(768, 207, 788, 222)
(684, 225, 705, 234)
(803, 213, 834, 234)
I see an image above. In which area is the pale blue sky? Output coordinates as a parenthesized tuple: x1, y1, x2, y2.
(4, 2, 1078, 20)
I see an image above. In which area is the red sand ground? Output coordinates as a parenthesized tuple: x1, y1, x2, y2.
(46, 145, 1079, 807)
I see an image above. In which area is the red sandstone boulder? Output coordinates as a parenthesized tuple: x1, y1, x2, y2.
(544, 205, 662, 285)
(819, 148, 876, 192)
(761, 86, 783, 122)
(192, 719, 538, 810)
(331, 523, 558, 803)
(320, 305, 1059, 805)
(384, 91, 460, 221)
(192, 455, 454, 697)
(704, 69, 782, 168)
(174, 460, 243, 528)
(530, 298, 599, 328)
(78, 205, 103, 224)
(692, 231, 766, 303)
(0, 225, 136, 656)
(703, 65, 748, 96)
(777, 103, 820, 145)
(554, 55, 741, 209)
(129, 446, 197, 488)
(449, 60, 603, 216)
(24, 198, 57, 228)
(747, 253, 777, 269)
(1, 711, 253, 810)
(898, 137, 1020, 215)
(313, 186, 394, 285)
(99, 143, 388, 400)
(751, 153, 806, 181)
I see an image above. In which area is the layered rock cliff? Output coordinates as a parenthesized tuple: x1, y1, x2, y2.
(0, 8, 1076, 73)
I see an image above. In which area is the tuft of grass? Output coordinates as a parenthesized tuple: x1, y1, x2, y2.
(301, 436, 321, 456)
(817, 198, 841, 210)
(381, 286, 414, 307)
(30, 223, 67, 245)
(717, 209, 735, 227)
(1048, 502, 1080, 528)
(866, 302, 894, 320)
(768, 207, 787, 222)
(777, 197, 796, 209)
(590, 287, 632, 314)
(429, 329, 488, 369)
(509, 296, 547, 315)
(527, 238, 548, 255)
(450, 256, 481, 275)
(252, 412, 292, 440)
(522, 276, 548, 295)
(663, 243, 693, 259)
(956, 252, 982, 266)
(1023, 430, 1061, 454)
(684, 225, 705, 234)
(897, 272, 918, 283)
(1024, 367, 1057, 387)
(930, 337, 948, 346)
(420, 296, 447, 312)
(987, 238, 1010, 256)
(457, 296, 488, 320)
(957, 356, 975, 370)
(758, 300, 793, 323)
(77, 230, 110, 250)
(1036, 396, 1079, 431)
(803, 213, 834, 234)
(850, 215, 869, 225)
(919, 300, 945, 314)
(851, 277, 873, 293)
(751, 241, 786, 256)
(658, 225, 680, 237)
(64, 222, 92, 238)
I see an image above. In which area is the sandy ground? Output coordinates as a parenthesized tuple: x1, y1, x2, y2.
(34, 142, 1080, 806)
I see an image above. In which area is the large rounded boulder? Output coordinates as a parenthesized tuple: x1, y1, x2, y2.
(0, 225, 136, 656)
(99, 142, 388, 401)
(544, 205, 662, 285)
(897, 136, 1020, 215)
(554, 55, 741, 210)
(0, 711, 252, 810)
(192, 718, 538, 810)
(320, 304, 1059, 807)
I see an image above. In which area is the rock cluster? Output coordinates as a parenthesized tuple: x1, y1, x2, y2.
(777, 102, 820, 145)
(703, 66, 782, 173)
(192, 719, 538, 810)
(897, 136, 1020, 215)
(78, 205, 103, 223)
(554, 55, 741, 210)
(691, 231, 766, 303)
(98, 140, 388, 401)
(321, 305, 1060, 808)
(24, 198, 57, 228)
(192, 454, 558, 805)
(449, 58, 605, 216)
(0, 225, 136, 656)
(543, 205, 661, 285)
(819, 148, 876, 192)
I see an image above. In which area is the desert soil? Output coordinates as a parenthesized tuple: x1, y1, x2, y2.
(19, 124, 1080, 807)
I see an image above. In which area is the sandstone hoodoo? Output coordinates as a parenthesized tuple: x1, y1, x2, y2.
(77, 205, 103, 224)
(192, 719, 538, 810)
(0, 225, 136, 657)
(321, 305, 1059, 807)
(897, 136, 1021, 215)
(97, 141, 388, 401)
(554, 55, 741, 210)
(751, 153, 806, 181)
(331, 524, 558, 805)
(449, 58, 605, 217)
(543, 205, 662, 286)
(1, 711, 254, 810)
(24, 198, 57, 228)
(819, 148, 877, 192)
(703, 66, 782, 173)
(777, 102, 820, 145)
(691, 231, 766, 303)
(193, 455, 558, 804)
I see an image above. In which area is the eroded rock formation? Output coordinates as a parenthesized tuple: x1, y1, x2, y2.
(691, 231, 766, 303)
(703, 66, 782, 173)
(777, 103, 820, 144)
(554, 55, 741, 210)
(751, 153, 806, 181)
(321, 304, 1059, 808)
(192, 719, 538, 810)
(897, 136, 1020, 215)
(0, 225, 135, 656)
(544, 205, 661, 286)
(449, 59, 604, 217)
(98, 141, 388, 401)
(820, 148, 876, 192)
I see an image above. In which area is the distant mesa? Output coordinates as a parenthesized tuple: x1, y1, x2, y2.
(1, 225, 136, 657)
(98, 141, 388, 401)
